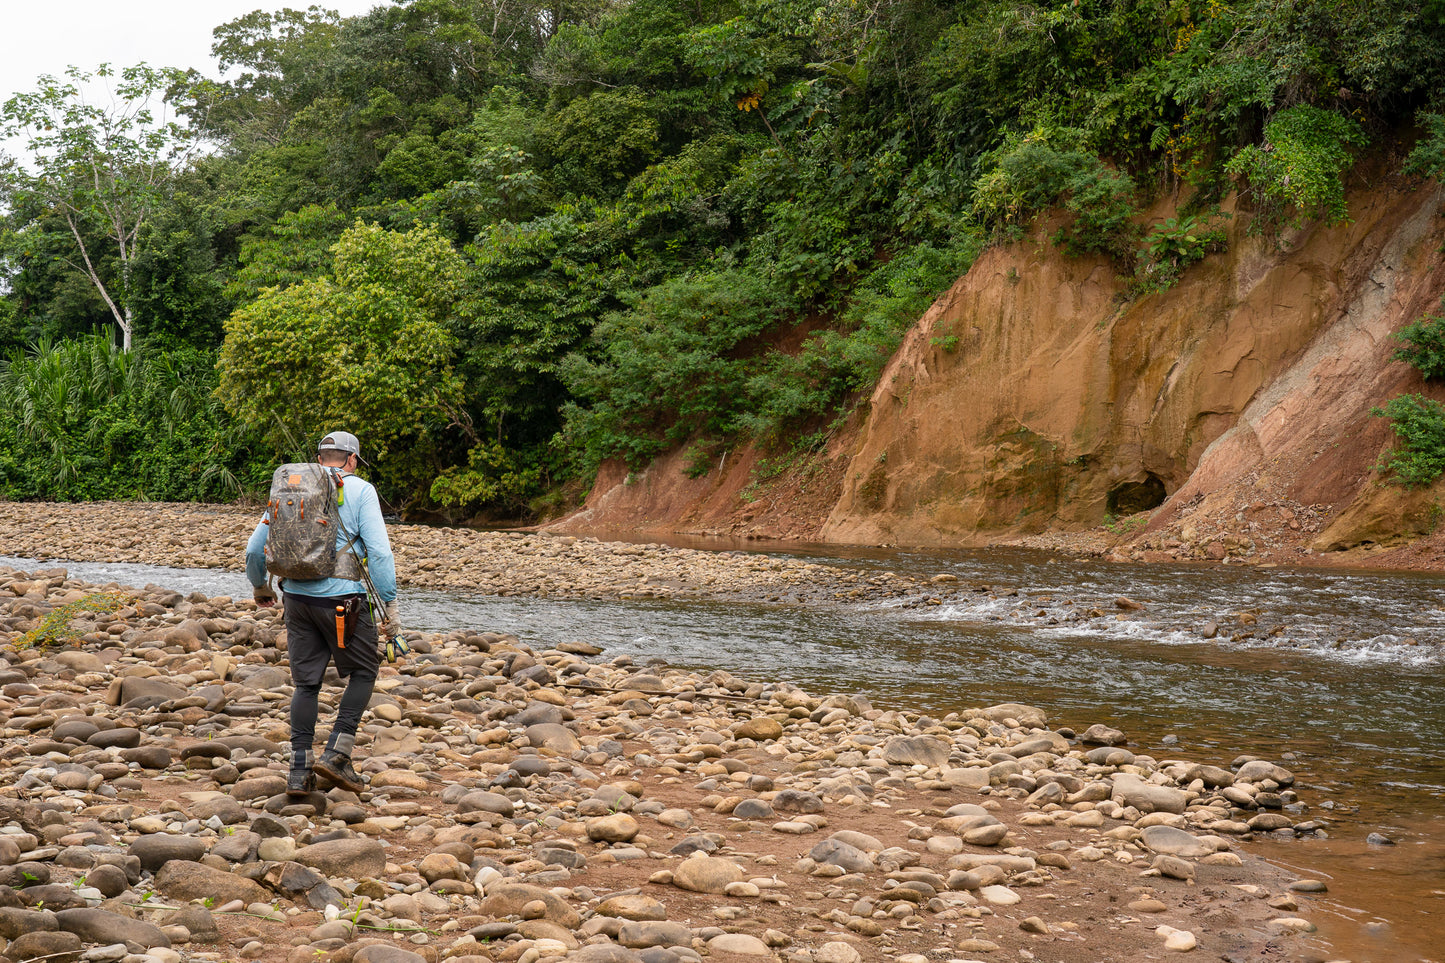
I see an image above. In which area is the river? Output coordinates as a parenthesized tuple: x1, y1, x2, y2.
(4, 544, 1443, 961)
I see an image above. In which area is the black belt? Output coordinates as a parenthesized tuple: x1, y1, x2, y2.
(286, 592, 365, 609)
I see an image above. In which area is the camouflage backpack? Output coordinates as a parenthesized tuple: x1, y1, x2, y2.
(262, 464, 363, 581)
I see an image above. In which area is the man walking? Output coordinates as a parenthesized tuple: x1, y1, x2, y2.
(246, 430, 400, 797)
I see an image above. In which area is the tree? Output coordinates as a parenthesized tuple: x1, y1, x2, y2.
(216, 222, 468, 499)
(1, 64, 196, 350)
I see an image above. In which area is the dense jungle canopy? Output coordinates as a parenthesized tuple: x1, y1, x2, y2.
(2, 0, 1444, 516)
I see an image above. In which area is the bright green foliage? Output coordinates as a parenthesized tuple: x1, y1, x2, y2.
(0, 334, 267, 500)
(1135, 212, 1230, 291)
(428, 440, 541, 513)
(1392, 299, 1445, 380)
(1224, 105, 1368, 228)
(1374, 394, 1445, 487)
(226, 204, 350, 302)
(217, 223, 466, 494)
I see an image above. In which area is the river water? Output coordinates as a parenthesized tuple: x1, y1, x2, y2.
(4, 545, 1443, 961)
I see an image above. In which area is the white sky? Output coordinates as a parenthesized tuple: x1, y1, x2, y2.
(2, 0, 388, 104)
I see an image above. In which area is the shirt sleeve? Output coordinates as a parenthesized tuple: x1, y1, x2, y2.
(245, 517, 270, 589)
(355, 484, 397, 603)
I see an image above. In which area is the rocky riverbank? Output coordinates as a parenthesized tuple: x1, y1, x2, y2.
(0, 502, 972, 606)
(0, 559, 1345, 963)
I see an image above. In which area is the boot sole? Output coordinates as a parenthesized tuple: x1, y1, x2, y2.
(314, 759, 365, 793)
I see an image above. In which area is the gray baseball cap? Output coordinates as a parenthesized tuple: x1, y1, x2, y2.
(318, 430, 369, 465)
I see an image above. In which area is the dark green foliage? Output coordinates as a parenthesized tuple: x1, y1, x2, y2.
(1374, 394, 1445, 487)
(0, 335, 269, 500)
(3, 0, 1442, 513)
(560, 267, 795, 469)
(1392, 300, 1445, 381)
(971, 129, 1137, 258)
(0, 298, 21, 357)
(740, 236, 984, 440)
(537, 89, 661, 199)
(1405, 112, 1445, 181)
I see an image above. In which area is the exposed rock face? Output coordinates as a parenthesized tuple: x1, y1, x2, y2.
(553, 181, 1445, 559)
(823, 183, 1445, 547)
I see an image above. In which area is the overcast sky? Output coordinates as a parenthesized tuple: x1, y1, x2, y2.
(2, 0, 387, 104)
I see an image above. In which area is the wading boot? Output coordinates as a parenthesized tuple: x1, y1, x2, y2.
(315, 750, 365, 793)
(286, 768, 316, 797)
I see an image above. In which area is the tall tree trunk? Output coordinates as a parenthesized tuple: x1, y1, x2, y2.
(63, 209, 133, 351)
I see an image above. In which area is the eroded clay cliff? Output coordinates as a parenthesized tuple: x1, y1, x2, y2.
(556, 175, 1445, 560)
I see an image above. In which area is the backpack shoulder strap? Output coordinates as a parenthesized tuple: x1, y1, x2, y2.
(328, 468, 368, 580)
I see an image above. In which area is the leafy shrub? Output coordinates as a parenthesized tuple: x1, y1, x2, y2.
(15, 591, 129, 650)
(559, 267, 794, 470)
(1134, 212, 1230, 291)
(428, 441, 541, 515)
(218, 222, 467, 497)
(1056, 164, 1137, 259)
(1373, 394, 1445, 487)
(1392, 299, 1445, 379)
(739, 235, 983, 438)
(970, 128, 1137, 260)
(1405, 111, 1445, 180)
(970, 129, 1093, 229)
(1224, 105, 1367, 229)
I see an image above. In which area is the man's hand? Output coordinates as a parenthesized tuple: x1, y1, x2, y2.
(254, 584, 277, 608)
(382, 601, 402, 639)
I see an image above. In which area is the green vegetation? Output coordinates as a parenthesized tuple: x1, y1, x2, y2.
(1392, 299, 1445, 380)
(1374, 394, 1445, 487)
(1, 0, 1442, 516)
(14, 591, 129, 650)
(1377, 298, 1445, 488)
(1135, 212, 1229, 291)
(0, 334, 267, 499)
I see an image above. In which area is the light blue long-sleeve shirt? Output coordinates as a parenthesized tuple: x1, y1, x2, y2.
(245, 469, 397, 603)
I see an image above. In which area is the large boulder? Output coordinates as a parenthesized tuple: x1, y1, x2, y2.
(671, 857, 746, 894)
(478, 883, 580, 928)
(154, 861, 271, 906)
(292, 839, 386, 878)
(882, 735, 950, 768)
(54, 908, 170, 949)
(1111, 774, 1188, 815)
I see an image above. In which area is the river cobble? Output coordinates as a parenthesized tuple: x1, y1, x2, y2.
(0, 559, 1336, 963)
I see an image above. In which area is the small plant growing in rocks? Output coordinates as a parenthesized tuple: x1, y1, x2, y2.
(13, 590, 129, 650)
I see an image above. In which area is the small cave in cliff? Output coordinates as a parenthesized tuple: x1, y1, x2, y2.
(1107, 474, 1168, 516)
